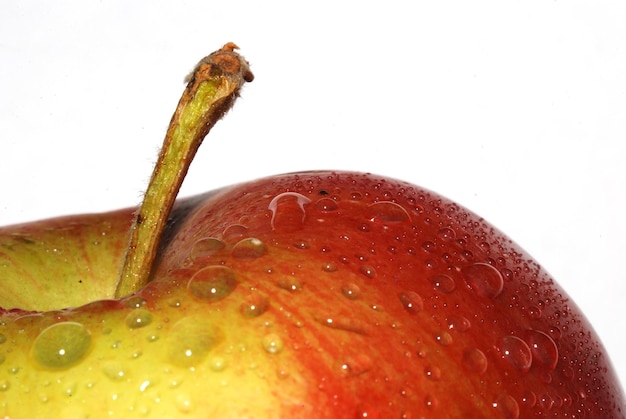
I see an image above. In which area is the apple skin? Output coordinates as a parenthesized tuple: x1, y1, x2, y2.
(0, 171, 624, 417)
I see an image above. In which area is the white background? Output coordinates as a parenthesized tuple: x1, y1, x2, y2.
(1, 1, 625, 391)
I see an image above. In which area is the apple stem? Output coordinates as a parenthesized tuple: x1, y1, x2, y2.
(115, 43, 253, 298)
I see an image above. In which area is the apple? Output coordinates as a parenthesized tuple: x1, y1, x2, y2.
(0, 44, 624, 418)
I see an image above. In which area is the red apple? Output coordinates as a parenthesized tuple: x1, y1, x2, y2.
(0, 44, 623, 418)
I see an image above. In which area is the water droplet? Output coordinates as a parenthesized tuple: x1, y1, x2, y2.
(430, 274, 456, 293)
(315, 198, 338, 212)
(367, 201, 411, 223)
(102, 361, 129, 381)
(293, 240, 310, 250)
(123, 296, 147, 309)
(340, 353, 373, 376)
(240, 293, 269, 317)
(526, 329, 559, 370)
(493, 394, 520, 419)
(223, 224, 248, 240)
(424, 394, 439, 409)
(322, 261, 338, 272)
(359, 265, 376, 279)
(187, 265, 237, 302)
(261, 333, 284, 354)
(499, 335, 532, 372)
(0, 380, 9, 392)
(438, 227, 456, 241)
(190, 237, 225, 259)
(125, 308, 153, 329)
(209, 355, 227, 371)
(316, 315, 369, 335)
(350, 192, 363, 201)
(232, 238, 267, 259)
(424, 365, 442, 381)
(422, 241, 436, 253)
(277, 277, 302, 292)
(462, 263, 504, 299)
(398, 291, 423, 314)
(447, 315, 471, 332)
(341, 283, 361, 300)
(268, 192, 312, 230)
(520, 390, 537, 407)
(166, 317, 222, 367)
(31, 322, 92, 369)
(463, 347, 488, 375)
(435, 331, 453, 346)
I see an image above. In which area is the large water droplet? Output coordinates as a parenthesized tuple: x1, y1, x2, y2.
(232, 238, 267, 259)
(430, 274, 456, 293)
(399, 291, 423, 314)
(268, 192, 312, 230)
(187, 266, 237, 302)
(166, 317, 222, 367)
(261, 333, 284, 354)
(223, 224, 248, 241)
(240, 293, 269, 317)
(493, 394, 520, 419)
(463, 347, 488, 375)
(190, 237, 225, 259)
(316, 315, 369, 335)
(462, 263, 504, 299)
(367, 201, 411, 223)
(526, 329, 559, 370)
(435, 331, 453, 346)
(499, 335, 532, 372)
(31, 322, 92, 369)
(315, 198, 338, 212)
(125, 308, 153, 329)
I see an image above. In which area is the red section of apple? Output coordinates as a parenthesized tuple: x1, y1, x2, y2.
(147, 170, 624, 417)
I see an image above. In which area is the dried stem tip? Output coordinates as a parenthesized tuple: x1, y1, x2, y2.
(115, 43, 253, 298)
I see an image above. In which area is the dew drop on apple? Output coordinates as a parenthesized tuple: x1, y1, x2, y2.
(240, 293, 269, 317)
(125, 308, 153, 329)
(123, 296, 147, 309)
(31, 322, 92, 369)
(0, 380, 9, 392)
(166, 317, 222, 367)
(261, 333, 284, 354)
(223, 224, 249, 240)
(277, 277, 302, 292)
(315, 197, 338, 212)
(462, 347, 488, 375)
(341, 283, 361, 300)
(499, 335, 532, 372)
(462, 263, 504, 299)
(424, 365, 442, 381)
(430, 274, 456, 293)
(187, 265, 237, 302)
(435, 331, 453, 346)
(526, 329, 559, 370)
(268, 192, 312, 230)
(189, 237, 225, 259)
(232, 238, 267, 259)
(102, 361, 129, 381)
(322, 261, 337, 272)
(367, 201, 411, 223)
(492, 394, 520, 419)
(359, 264, 376, 279)
(447, 315, 471, 332)
(208, 355, 227, 371)
(398, 291, 423, 314)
